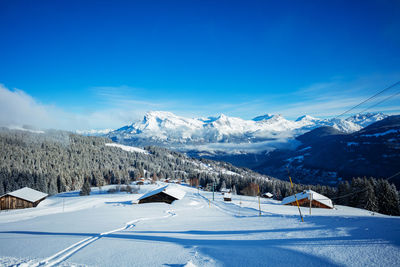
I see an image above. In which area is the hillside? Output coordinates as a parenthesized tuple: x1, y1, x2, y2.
(0, 184, 399, 266)
(2, 127, 399, 216)
(0, 127, 273, 196)
(255, 115, 400, 186)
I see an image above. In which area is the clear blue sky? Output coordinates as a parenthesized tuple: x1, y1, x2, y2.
(0, 0, 399, 130)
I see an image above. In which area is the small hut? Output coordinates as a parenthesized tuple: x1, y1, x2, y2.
(138, 185, 185, 204)
(281, 190, 333, 209)
(223, 192, 232, 202)
(262, 192, 273, 199)
(0, 187, 48, 210)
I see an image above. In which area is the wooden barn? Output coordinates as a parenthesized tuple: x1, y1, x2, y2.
(281, 190, 333, 209)
(138, 185, 185, 204)
(0, 187, 48, 210)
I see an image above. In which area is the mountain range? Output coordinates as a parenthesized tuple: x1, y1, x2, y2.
(101, 111, 387, 154)
(254, 115, 400, 186)
(76, 111, 399, 187)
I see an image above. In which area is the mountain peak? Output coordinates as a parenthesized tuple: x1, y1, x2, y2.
(144, 111, 175, 119)
(345, 112, 388, 128)
(295, 115, 317, 122)
(105, 111, 389, 153)
(252, 114, 282, 122)
(216, 113, 228, 120)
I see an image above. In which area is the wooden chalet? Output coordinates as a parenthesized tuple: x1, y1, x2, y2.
(0, 187, 48, 210)
(281, 190, 333, 209)
(223, 192, 232, 202)
(138, 185, 185, 204)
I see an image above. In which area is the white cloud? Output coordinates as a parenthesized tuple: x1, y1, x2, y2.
(1, 74, 399, 132)
(0, 85, 145, 131)
(0, 84, 54, 128)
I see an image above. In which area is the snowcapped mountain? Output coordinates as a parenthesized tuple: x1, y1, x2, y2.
(345, 112, 388, 127)
(255, 115, 400, 186)
(105, 111, 388, 154)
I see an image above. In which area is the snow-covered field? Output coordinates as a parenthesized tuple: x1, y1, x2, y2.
(1, 184, 399, 267)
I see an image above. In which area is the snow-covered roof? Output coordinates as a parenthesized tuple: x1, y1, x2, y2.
(138, 185, 186, 201)
(164, 186, 186, 200)
(263, 192, 273, 198)
(281, 190, 333, 208)
(3, 187, 48, 203)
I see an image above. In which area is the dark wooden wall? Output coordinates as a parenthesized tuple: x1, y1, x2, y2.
(285, 198, 332, 209)
(0, 195, 46, 210)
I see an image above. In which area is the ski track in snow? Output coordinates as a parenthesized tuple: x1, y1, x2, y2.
(31, 209, 177, 267)
(1, 185, 399, 266)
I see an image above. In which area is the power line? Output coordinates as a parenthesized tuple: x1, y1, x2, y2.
(326, 81, 400, 200)
(334, 80, 400, 119)
(354, 89, 400, 117)
(331, 170, 400, 201)
(287, 81, 400, 205)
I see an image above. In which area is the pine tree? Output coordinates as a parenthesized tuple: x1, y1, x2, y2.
(232, 185, 237, 195)
(220, 180, 227, 191)
(362, 178, 378, 212)
(376, 179, 400, 215)
(337, 181, 351, 205)
(80, 178, 91, 196)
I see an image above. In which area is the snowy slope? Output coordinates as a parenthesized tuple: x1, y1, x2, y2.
(105, 143, 148, 154)
(76, 129, 114, 136)
(105, 111, 387, 154)
(0, 184, 399, 267)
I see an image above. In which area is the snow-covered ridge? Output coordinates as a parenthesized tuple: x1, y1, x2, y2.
(105, 143, 148, 154)
(76, 128, 114, 136)
(105, 111, 388, 153)
(6, 125, 45, 134)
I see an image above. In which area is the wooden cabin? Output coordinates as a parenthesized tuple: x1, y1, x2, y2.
(223, 192, 232, 202)
(138, 185, 185, 204)
(0, 187, 48, 210)
(281, 190, 333, 209)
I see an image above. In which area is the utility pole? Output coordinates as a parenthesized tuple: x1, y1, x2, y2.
(258, 185, 261, 216)
(287, 167, 304, 222)
(239, 195, 242, 216)
(212, 181, 215, 201)
(309, 187, 312, 215)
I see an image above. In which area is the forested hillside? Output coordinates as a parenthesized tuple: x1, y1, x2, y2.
(0, 128, 274, 196)
(1, 128, 399, 215)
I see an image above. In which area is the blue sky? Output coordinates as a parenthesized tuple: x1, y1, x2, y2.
(0, 0, 399, 130)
